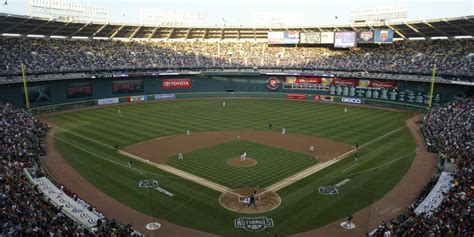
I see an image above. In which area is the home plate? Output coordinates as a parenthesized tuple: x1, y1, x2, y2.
(146, 222, 161, 230)
(340, 221, 356, 230)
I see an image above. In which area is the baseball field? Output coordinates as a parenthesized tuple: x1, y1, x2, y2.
(42, 98, 420, 236)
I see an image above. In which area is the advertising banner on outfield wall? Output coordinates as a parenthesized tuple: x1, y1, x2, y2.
(285, 77, 321, 84)
(286, 93, 306, 100)
(341, 97, 363, 104)
(331, 78, 358, 87)
(155, 94, 176, 100)
(284, 77, 395, 90)
(314, 95, 335, 102)
(357, 80, 396, 89)
(128, 95, 145, 102)
(112, 80, 144, 94)
(162, 79, 192, 89)
(67, 82, 92, 98)
(98, 97, 119, 105)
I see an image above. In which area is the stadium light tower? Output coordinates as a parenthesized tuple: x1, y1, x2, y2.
(253, 11, 304, 27)
(28, 0, 107, 22)
(350, 5, 408, 24)
(139, 9, 208, 26)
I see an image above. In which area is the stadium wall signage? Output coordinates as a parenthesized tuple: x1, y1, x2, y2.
(313, 95, 334, 102)
(128, 95, 145, 102)
(266, 77, 281, 91)
(154, 94, 176, 100)
(284, 77, 396, 89)
(234, 217, 274, 232)
(67, 82, 92, 98)
(162, 79, 192, 89)
(97, 97, 119, 105)
(341, 97, 362, 104)
(112, 80, 144, 94)
(286, 93, 306, 100)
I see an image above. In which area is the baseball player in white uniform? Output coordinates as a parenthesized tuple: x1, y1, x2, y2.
(310, 145, 314, 152)
(222, 101, 226, 107)
(240, 152, 247, 161)
(178, 153, 184, 160)
(117, 109, 122, 115)
(281, 128, 286, 135)
(186, 129, 190, 136)
(344, 108, 348, 113)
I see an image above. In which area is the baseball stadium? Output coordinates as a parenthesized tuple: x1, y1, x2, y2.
(0, 1, 473, 236)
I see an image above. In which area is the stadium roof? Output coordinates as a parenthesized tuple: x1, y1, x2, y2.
(0, 13, 473, 40)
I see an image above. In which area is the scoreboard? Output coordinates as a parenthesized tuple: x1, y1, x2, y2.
(300, 32, 321, 44)
(334, 32, 357, 48)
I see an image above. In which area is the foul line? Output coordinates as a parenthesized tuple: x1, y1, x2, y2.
(55, 136, 146, 175)
(54, 128, 239, 195)
(54, 125, 116, 149)
(118, 150, 238, 195)
(262, 125, 407, 193)
(359, 126, 406, 149)
(342, 162, 359, 173)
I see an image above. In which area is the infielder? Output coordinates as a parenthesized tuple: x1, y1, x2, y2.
(240, 152, 247, 161)
(309, 145, 314, 152)
(178, 153, 184, 160)
(186, 129, 190, 136)
(281, 128, 286, 135)
(128, 160, 132, 168)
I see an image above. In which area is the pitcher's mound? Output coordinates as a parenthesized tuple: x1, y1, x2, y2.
(219, 188, 281, 213)
(228, 158, 257, 167)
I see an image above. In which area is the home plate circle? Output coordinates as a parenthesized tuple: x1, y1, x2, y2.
(340, 221, 356, 230)
(146, 222, 161, 230)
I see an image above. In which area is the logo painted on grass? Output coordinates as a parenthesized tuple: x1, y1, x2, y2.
(266, 77, 281, 91)
(318, 178, 351, 195)
(234, 217, 274, 232)
(138, 179, 175, 197)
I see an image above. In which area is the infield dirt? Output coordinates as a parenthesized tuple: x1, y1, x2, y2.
(122, 130, 354, 164)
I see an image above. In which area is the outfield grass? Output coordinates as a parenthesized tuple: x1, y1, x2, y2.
(46, 99, 416, 236)
(167, 140, 318, 188)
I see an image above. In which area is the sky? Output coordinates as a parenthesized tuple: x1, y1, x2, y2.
(0, 0, 472, 26)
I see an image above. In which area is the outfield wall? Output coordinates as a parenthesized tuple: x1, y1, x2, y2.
(0, 74, 468, 111)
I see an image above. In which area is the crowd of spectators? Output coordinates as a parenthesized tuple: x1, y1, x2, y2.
(0, 103, 137, 236)
(372, 98, 473, 236)
(0, 37, 472, 76)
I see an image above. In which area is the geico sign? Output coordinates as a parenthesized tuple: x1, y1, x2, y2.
(341, 98, 362, 104)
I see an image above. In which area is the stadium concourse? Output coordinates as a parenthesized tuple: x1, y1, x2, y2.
(0, 103, 138, 236)
(0, 37, 472, 77)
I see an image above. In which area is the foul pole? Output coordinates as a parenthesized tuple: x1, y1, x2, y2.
(428, 64, 436, 110)
(21, 64, 30, 109)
